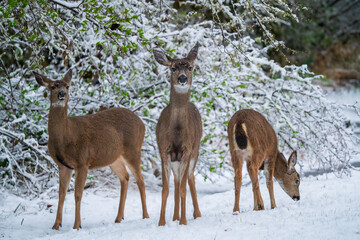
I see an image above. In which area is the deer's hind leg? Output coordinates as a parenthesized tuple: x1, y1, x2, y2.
(171, 161, 180, 221)
(232, 150, 244, 213)
(188, 158, 201, 219)
(179, 158, 190, 225)
(125, 150, 149, 220)
(110, 157, 129, 223)
(53, 164, 72, 230)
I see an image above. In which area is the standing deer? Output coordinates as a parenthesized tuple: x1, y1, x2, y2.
(33, 70, 149, 230)
(228, 109, 300, 212)
(154, 43, 202, 226)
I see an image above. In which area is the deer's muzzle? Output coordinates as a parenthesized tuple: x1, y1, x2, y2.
(178, 75, 187, 85)
(292, 196, 300, 201)
(58, 91, 66, 100)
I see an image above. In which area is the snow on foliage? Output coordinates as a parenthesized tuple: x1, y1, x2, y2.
(0, 0, 358, 195)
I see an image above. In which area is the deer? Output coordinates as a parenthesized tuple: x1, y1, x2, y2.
(153, 43, 202, 226)
(33, 70, 149, 230)
(227, 109, 300, 213)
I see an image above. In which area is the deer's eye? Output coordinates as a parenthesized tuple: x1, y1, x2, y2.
(188, 67, 193, 71)
(295, 180, 299, 185)
(171, 67, 177, 72)
(51, 86, 56, 90)
(66, 86, 69, 89)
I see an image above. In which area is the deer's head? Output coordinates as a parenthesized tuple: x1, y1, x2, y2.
(153, 43, 199, 94)
(277, 151, 300, 201)
(33, 70, 72, 107)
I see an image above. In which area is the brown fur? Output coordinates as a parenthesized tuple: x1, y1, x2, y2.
(154, 43, 202, 226)
(227, 109, 300, 212)
(33, 70, 149, 230)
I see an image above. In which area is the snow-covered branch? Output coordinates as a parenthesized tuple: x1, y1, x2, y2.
(0, 0, 358, 195)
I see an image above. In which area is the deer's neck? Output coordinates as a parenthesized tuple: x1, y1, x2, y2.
(274, 151, 288, 180)
(169, 86, 190, 122)
(48, 105, 69, 140)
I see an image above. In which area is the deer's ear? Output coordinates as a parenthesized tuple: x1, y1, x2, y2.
(186, 42, 199, 61)
(63, 69, 72, 84)
(288, 151, 297, 169)
(33, 72, 52, 87)
(153, 50, 172, 66)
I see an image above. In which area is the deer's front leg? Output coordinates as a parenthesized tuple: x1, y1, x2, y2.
(73, 166, 88, 230)
(247, 160, 264, 211)
(264, 160, 277, 209)
(53, 165, 72, 230)
(188, 173, 201, 219)
(159, 154, 171, 226)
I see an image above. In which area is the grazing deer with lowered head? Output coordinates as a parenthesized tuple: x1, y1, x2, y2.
(154, 43, 202, 226)
(228, 109, 300, 212)
(33, 70, 149, 230)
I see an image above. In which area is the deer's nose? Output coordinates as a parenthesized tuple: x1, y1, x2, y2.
(58, 91, 66, 100)
(292, 196, 300, 201)
(178, 75, 187, 84)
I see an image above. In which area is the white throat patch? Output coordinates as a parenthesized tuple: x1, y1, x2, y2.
(51, 101, 66, 107)
(174, 84, 190, 94)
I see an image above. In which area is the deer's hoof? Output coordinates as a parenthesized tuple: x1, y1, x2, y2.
(179, 218, 187, 225)
(233, 206, 240, 213)
(172, 215, 180, 221)
(72, 224, 81, 230)
(143, 212, 149, 219)
(254, 204, 264, 211)
(158, 219, 166, 226)
(52, 223, 61, 230)
(193, 210, 201, 219)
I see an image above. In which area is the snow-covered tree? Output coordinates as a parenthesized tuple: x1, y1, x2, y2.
(0, 0, 358, 195)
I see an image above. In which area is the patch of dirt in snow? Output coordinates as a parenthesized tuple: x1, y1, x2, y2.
(0, 171, 360, 240)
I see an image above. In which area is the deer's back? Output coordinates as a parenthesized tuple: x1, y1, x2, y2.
(71, 107, 144, 141)
(50, 108, 144, 169)
(228, 109, 278, 163)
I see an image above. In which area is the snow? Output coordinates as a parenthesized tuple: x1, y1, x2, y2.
(1, 170, 360, 240)
(51, 0, 82, 9)
(325, 87, 360, 122)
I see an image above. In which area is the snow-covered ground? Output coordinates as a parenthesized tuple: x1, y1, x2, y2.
(1, 87, 358, 240)
(1, 169, 359, 240)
